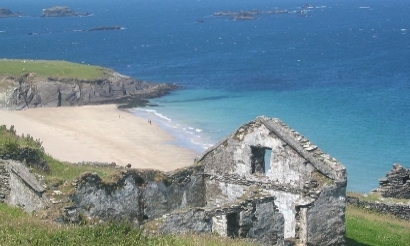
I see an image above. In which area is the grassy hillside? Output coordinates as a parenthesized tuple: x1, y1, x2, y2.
(0, 59, 108, 80)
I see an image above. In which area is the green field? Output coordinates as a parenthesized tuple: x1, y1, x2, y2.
(0, 59, 108, 80)
(346, 205, 410, 246)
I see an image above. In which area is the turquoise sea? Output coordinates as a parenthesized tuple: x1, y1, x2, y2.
(1, 0, 409, 192)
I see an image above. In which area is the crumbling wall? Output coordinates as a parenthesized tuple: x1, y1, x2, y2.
(156, 197, 284, 246)
(196, 116, 346, 245)
(347, 196, 410, 220)
(0, 161, 10, 202)
(0, 159, 48, 212)
(376, 163, 410, 199)
(305, 185, 346, 245)
(70, 166, 205, 225)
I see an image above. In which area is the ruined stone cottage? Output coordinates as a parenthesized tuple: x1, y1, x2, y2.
(1, 116, 347, 245)
(376, 163, 410, 199)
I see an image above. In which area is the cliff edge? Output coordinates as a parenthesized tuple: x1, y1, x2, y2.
(0, 60, 177, 109)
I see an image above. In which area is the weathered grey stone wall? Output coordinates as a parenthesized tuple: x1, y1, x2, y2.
(376, 164, 410, 199)
(0, 159, 48, 212)
(157, 197, 284, 246)
(195, 117, 347, 245)
(198, 121, 312, 239)
(200, 121, 316, 188)
(305, 184, 346, 245)
(71, 166, 205, 225)
(347, 196, 410, 220)
(0, 161, 10, 202)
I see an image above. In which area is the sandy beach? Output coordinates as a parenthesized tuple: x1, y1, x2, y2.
(0, 105, 198, 171)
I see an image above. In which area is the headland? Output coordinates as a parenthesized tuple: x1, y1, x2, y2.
(0, 59, 197, 170)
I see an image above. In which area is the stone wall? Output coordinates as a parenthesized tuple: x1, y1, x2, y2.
(375, 164, 410, 199)
(347, 196, 410, 220)
(156, 197, 284, 246)
(305, 185, 346, 245)
(0, 161, 10, 202)
(70, 166, 205, 225)
(0, 159, 48, 212)
(196, 116, 346, 245)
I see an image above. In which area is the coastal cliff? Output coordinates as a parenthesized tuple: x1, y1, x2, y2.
(0, 60, 178, 109)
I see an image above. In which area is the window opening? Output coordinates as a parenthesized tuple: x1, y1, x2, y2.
(265, 148, 272, 174)
(251, 146, 272, 175)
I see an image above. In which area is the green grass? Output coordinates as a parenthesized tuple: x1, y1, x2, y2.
(0, 59, 108, 80)
(43, 155, 117, 185)
(346, 205, 410, 246)
(0, 203, 256, 246)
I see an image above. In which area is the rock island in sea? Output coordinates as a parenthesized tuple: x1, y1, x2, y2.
(41, 6, 91, 17)
(0, 8, 23, 18)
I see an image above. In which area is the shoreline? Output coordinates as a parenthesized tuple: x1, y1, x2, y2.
(0, 104, 198, 171)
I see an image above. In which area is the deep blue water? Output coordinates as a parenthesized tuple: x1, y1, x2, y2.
(1, 0, 410, 192)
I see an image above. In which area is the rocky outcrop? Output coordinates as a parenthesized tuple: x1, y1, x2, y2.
(213, 9, 288, 21)
(0, 8, 23, 18)
(1, 71, 178, 109)
(88, 26, 122, 32)
(41, 6, 91, 17)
